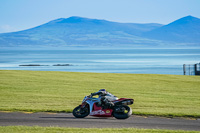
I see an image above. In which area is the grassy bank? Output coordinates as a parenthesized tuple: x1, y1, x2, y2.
(0, 70, 200, 118)
(0, 126, 199, 133)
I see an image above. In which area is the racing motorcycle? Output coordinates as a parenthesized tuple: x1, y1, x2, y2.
(73, 95, 134, 119)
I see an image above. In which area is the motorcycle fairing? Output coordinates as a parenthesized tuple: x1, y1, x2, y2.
(90, 103, 113, 117)
(113, 98, 134, 104)
(83, 98, 113, 117)
(84, 97, 99, 113)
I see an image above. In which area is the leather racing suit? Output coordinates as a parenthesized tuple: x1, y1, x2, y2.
(91, 89, 118, 108)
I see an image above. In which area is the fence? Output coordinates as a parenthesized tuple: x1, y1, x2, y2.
(183, 63, 200, 75)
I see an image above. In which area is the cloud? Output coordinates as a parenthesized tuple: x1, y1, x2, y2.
(0, 25, 16, 33)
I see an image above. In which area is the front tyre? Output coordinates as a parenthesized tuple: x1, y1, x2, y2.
(113, 105, 132, 119)
(73, 105, 89, 118)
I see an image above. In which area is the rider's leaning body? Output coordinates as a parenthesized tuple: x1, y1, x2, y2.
(91, 89, 118, 108)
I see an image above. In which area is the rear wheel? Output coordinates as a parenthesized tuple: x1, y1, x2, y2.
(113, 105, 132, 119)
(73, 105, 89, 118)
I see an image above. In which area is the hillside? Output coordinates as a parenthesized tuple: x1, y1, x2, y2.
(0, 16, 163, 47)
(0, 16, 200, 47)
(142, 15, 200, 43)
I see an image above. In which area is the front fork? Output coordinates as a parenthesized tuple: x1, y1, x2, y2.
(79, 103, 89, 114)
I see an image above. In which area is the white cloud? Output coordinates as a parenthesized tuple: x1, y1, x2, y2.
(0, 25, 16, 33)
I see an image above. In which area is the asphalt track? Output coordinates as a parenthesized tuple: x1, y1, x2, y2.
(0, 112, 200, 131)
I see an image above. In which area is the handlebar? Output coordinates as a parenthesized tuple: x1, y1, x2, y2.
(88, 95, 93, 98)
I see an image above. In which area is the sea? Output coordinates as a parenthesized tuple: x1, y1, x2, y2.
(0, 47, 200, 75)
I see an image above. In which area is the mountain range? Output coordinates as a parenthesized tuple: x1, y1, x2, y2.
(142, 15, 200, 43)
(0, 15, 199, 47)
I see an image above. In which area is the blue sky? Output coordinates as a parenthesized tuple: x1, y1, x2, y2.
(0, 0, 199, 33)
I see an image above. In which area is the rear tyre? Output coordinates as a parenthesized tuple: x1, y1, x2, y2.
(73, 105, 89, 118)
(113, 105, 132, 119)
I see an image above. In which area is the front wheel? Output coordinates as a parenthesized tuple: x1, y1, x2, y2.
(113, 105, 132, 119)
(73, 105, 89, 118)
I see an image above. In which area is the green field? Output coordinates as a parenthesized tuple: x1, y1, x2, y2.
(0, 126, 199, 133)
(0, 70, 200, 118)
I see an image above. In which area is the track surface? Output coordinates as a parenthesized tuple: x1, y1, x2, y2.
(0, 112, 200, 131)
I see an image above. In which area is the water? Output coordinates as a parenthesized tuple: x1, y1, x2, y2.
(0, 48, 200, 75)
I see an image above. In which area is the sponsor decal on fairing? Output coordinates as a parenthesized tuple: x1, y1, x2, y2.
(90, 110, 106, 115)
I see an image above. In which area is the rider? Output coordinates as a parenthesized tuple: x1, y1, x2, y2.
(91, 89, 118, 108)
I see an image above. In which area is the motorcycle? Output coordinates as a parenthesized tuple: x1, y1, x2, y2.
(73, 95, 134, 119)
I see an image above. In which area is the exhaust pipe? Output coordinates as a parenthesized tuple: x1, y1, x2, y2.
(121, 100, 133, 105)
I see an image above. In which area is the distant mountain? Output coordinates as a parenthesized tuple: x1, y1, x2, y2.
(142, 16, 200, 43)
(0, 16, 163, 47)
(0, 16, 200, 47)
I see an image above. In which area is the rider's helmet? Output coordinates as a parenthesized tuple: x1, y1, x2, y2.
(99, 89, 106, 92)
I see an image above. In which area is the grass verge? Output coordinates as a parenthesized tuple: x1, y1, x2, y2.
(0, 70, 200, 118)
(0, 126, 199, 133)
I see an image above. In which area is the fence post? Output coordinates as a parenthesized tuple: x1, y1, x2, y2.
(189, 64, 191, 75)
(194, 64, 197, 75)
(199, 63, 200, 71)
(183, 64, 186, 75)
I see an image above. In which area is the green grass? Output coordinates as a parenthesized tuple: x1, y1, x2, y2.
(0, 70, 200, 118)
(0, 126, 199, 133)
